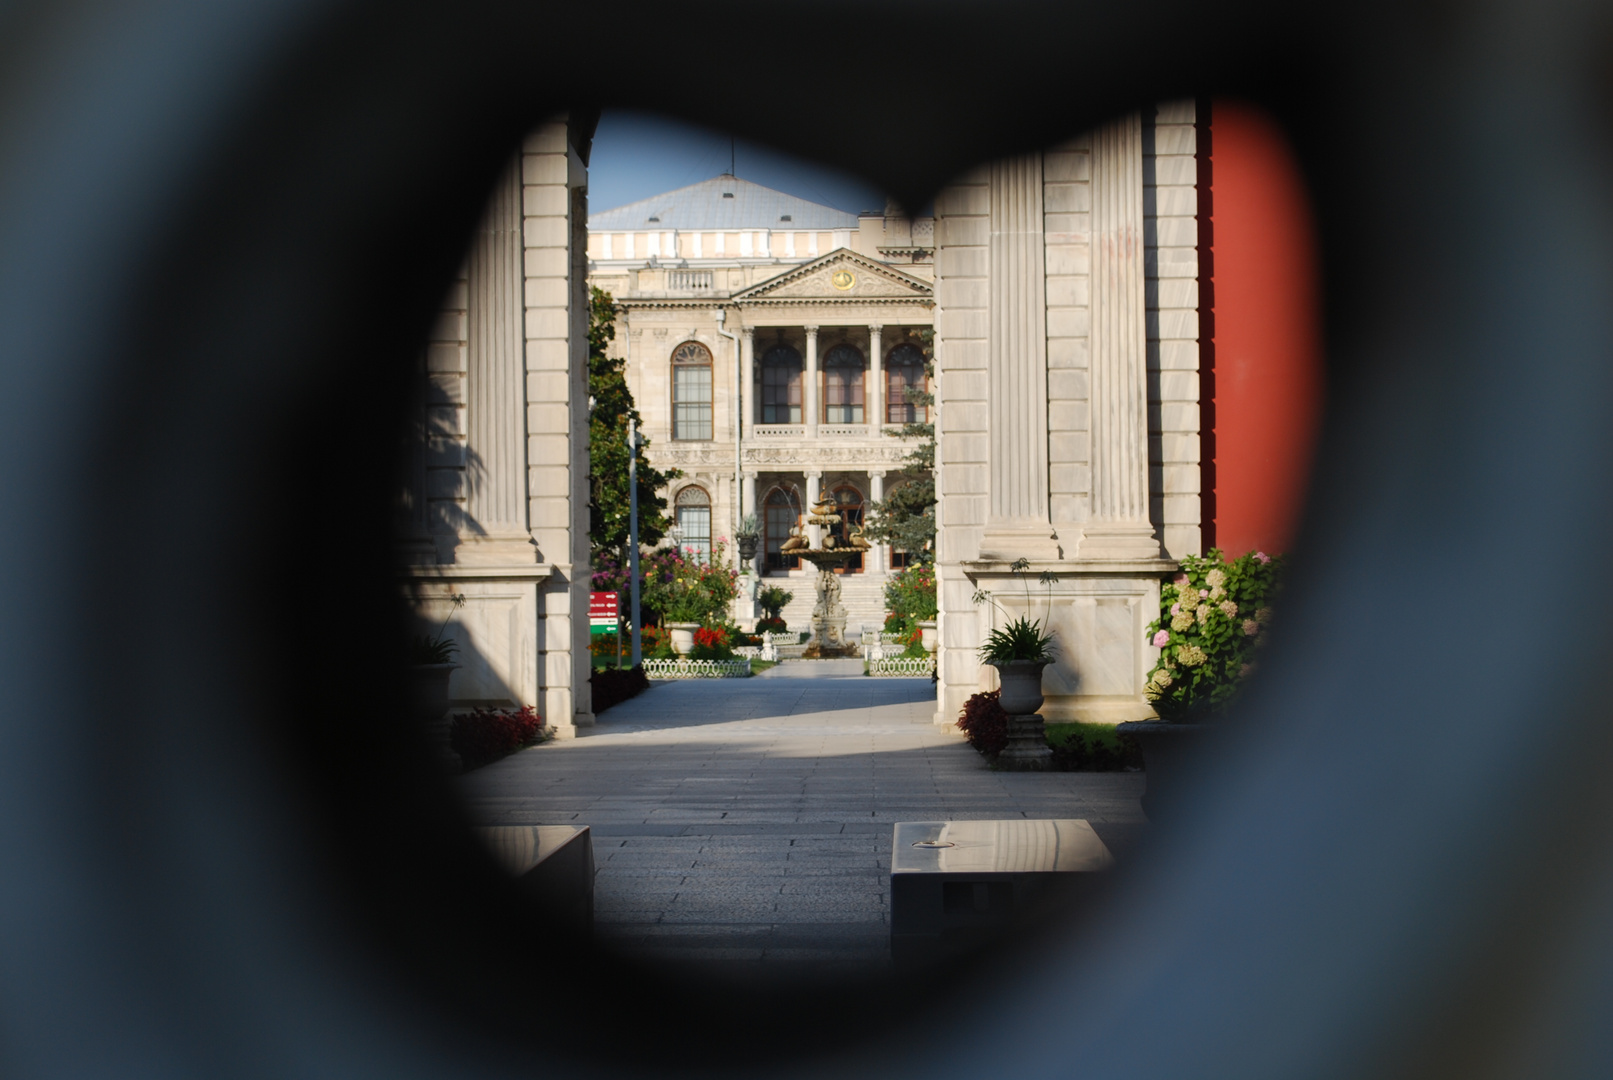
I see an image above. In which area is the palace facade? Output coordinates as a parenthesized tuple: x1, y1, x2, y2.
(586, 178, 936, 628)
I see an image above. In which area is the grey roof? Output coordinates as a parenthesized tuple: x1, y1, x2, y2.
(588, 176, 860, 232)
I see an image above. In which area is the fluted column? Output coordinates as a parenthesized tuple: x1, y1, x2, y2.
(868, 324, 883, 429)
(1079, 113, 1162, 560)
(804, 325, 819, 436)
(805, 471, 822, 548)
(461, 157, 534, 563)
(981, 154, 1059, 560)
(740, 326, 756, 440)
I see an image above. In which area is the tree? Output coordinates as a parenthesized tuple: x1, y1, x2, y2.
(864, 329, 935, 562)
(588, 287, 677, 568)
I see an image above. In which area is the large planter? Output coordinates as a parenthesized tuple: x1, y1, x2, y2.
(409, 663, 460, 769)
(1114, 720, 1216, 824)
(989, 660, 1052, 770)
(736, 534, 760, 561)
(917, 620, 938, 655)
(666, 622, 700, 656)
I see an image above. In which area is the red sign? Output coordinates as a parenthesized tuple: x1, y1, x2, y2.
(589, 592, 619, 628)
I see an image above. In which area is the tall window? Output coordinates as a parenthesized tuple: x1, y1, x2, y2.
(886, 343, 927, 424)
(830, 483, 864, 573)
(674, 485, 712, 563)
(672, 341, 713, 440)
(763, 486, 800, 572)
(823, 343, 865, 424)
(760, 343, 802, 424)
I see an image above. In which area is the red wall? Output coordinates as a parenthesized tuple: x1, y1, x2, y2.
(1199, 101, 1323, 557)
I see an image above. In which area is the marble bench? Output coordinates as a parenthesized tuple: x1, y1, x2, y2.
(890, 819, 1113, 966)
(475, 825, 594, 935)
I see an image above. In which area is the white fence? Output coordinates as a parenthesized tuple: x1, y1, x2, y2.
(868, 657, 936, 677)
(642, 659, 752, 679)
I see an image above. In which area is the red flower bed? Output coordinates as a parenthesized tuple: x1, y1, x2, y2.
(693, 626, 729, 649)
(955, 690, 1009, 756)
(450, 705, 544, 770)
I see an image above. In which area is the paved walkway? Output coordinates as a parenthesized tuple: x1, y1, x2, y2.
(459, 660, 1146, 977)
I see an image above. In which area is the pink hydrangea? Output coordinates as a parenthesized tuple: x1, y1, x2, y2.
(1170, 603, 1181, 615)
(1199, 589, 1210, 598)
(1174, 573, 1189, 585)
(1151, 630, 1170, 647)
(1254, 551, 1271, 564)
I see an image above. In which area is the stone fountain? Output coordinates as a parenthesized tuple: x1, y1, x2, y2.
(794, 496, 867, 659)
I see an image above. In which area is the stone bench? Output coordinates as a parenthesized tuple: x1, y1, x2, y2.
(475, 825, 594, 935)
(890, 819, 1113, 966)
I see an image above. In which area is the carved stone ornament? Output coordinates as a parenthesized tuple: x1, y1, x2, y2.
(733, 249, 932, 304)
(651, 445, 912, 467)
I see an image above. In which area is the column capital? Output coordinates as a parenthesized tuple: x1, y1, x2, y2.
(868, 323, 884, 332)
(869, 469, 888, 478)
(803, 324, 819, 335)
(740, 325, 756, 340)
(804, 469, 824, 479)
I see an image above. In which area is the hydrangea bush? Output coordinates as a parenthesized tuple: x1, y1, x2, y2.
(1144, 549, 1286, 720)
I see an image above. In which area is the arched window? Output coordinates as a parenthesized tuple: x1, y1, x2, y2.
(674, 485, 712, 563)
(672, 341, 713, 440)
(885, 342, 928, 424)
(760, 343, 802, 424)
(763, 486, 800, 573)
(830, 483, 865, 573)
(822, 343, 865, 424)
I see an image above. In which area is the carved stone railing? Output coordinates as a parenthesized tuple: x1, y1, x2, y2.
(753, 425, 805, 438)
(666, 269, 713, 291)
(818, 424, 870, 439)
(868, 657, 936, 677)
(642, 658, 752, 679)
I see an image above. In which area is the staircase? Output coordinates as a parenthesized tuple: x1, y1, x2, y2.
(770, 572, 890, 643)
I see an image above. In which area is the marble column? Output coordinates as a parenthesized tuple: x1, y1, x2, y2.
(868, 324, 883, 430)
(1079, 112, 1162, 560)
(743, 471, 759, 571)
(868, 470, 886, 573)
(740, 326, 756, 440)
(981, 154, 1059, 561)
(805, 471, 822, 547)
(804, 325, 819, 437)
(461, 156, 534, 564)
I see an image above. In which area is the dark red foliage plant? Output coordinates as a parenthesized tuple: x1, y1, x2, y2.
(956, 690, 1009, 756)
(450, 705, 544, 771)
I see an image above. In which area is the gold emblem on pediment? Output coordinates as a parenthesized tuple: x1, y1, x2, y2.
(831, 269, 856, 291)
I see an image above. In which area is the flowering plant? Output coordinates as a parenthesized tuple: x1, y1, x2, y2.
(640, 542, 740, 624)
(689, 625, 737, 661)
(1144, 549, 1285, 721)
(974, 558, 1059, 664)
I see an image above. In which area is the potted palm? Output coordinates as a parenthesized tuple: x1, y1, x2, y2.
(974, 558, 1059, 770)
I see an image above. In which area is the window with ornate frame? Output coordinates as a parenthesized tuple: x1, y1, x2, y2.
(822, 343, 865, 424)
(885, 342, 928, 425)
(671, 340, 713, 441)
(760, 343, 802, 424)
(763, 485, 801, 572)
(674, 485, 712, 563)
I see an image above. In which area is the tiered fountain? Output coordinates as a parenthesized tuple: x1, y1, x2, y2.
(789, 495, 869, 659)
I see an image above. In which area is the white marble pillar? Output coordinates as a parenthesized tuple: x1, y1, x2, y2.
(461, 157, 534, 564)
(1079, 113, 1162, 560)
(740, 326, 755, 440)
(868, 324, 883, 429)
(743, 471, 759, 573)
(805, 471, 822, 547)
(868, 470, 886, 573)
(804, 325, 819, 436)
(981, 154, 1059, 561)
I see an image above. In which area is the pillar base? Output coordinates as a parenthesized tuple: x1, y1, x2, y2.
(1076, 524, 1161, 560)
(997, 713, 1052, 771)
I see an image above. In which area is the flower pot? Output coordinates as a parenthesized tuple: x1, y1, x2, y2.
(666, 622, 699, 656)
(1114, 720, 1216, 824)
(990, 659, 1048, 715)
(918, 620, 937, 655)
(408, 663, 458, 723)
(737, 534, 759, 561)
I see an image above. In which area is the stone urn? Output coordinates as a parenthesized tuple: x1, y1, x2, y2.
(666, 622, 700, 656)
(736, 534, 760, 562)
(1115, 719, 1215, 824)
(918, 620, 938, 655)
(989, 659, 1052, 770)
(408, 663, 459, 767)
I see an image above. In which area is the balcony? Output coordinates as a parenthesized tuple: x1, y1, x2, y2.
(666, 269, 714, 291)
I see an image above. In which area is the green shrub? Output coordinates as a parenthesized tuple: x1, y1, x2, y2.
(1144, 548, 1286, 720)
(756, 585, 794, 620)
(1044, 723, 1143, 771)
(884, 564, 937, 625)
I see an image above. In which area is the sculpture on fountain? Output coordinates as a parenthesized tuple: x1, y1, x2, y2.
(798, 494, 861, 658)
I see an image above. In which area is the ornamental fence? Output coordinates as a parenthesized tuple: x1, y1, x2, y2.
(868, 657, 936, 677)
(642, 658, 752, 679)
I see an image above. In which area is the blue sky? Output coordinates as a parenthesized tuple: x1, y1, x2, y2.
(587, 109, 889, 217)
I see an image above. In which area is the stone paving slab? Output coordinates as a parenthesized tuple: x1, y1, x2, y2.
(459, 659, 1146, 978)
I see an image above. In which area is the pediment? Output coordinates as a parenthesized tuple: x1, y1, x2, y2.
(734, 249, 932, 303)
